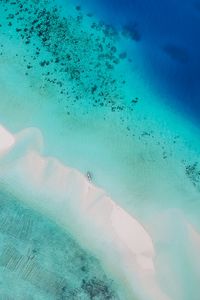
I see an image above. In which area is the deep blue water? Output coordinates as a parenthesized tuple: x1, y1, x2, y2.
(79, 0, 200, 125)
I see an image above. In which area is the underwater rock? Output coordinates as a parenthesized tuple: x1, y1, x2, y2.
(185, 162, 200, 191)
(122, 22, 141, 41)
(81, 277, 115, 300)
(162, 44, 189, 63)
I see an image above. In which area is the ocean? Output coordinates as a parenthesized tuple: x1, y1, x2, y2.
(0, 0, 200, 299)
(76, 0, 200, 124)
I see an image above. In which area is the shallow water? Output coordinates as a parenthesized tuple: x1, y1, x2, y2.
(0, 0, 200, 299)
(0, 190, 120, 299)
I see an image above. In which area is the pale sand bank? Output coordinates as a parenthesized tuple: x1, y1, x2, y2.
(1, 123, 200, 300)
(0, 125, 171, 300)
(0, 1, 200, 298)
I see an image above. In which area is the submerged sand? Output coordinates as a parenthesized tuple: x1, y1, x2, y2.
(0, 125, 200, 300)
(0, 126, 156, 299)
(0, 0, 200, 299)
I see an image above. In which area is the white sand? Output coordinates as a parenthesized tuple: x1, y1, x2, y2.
(0, 125, 15, 153)
(0, 125, 173, 300)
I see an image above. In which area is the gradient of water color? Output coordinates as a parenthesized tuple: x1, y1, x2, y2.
(0, 0, 200, 299)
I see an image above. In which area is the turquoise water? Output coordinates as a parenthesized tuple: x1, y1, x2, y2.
(0, 0, 200, 299)
(0, 191, 119, 299)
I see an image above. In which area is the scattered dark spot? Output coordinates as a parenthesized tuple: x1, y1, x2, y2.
(76, 5, 81, 11)
(111, 46, 117, 53)
(91, 85, 97, 94)
(119, 52, 127, 59)
(132, 97, 138, 104)
(141, 131, 150, 137)
(81, 278, 114, 300)
(40, 60, 49, 67)
(162, 44, 189, 63)
(87, 13, 93, 17)
(122, 22, 141, 41)
(185, 162, 200, 190)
